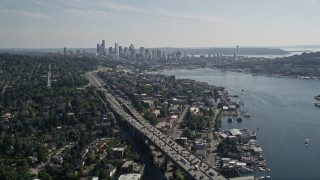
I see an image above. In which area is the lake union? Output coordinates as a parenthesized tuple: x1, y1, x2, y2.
(164, 68, 320, 179)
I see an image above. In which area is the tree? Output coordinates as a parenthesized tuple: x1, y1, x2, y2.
(143, 111, 158, 125)
(173, 169, 185, 180)
(38, 171, 53, 180)
(36, 143, 48, 163)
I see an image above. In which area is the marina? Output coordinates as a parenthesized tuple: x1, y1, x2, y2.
(218, 128, 270, 178)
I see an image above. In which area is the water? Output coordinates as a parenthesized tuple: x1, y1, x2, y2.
(163, 68, 320, 179)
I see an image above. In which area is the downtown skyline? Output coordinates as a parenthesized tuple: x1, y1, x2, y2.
(1, 0, 320, 48)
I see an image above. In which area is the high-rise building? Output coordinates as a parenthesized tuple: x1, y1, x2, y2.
(115, 43, 119, 60)
(145, 49, 150, 60)
(119, 46, 123, 54)
(63, 47, 67, 56)
(129, 44, 135, 59)
(97, 44, 101, 54)
(152, 50, 156, 60)
(157, 49, 162, 59)
(177, 51, 182, 60)
(101, 40, 106, 55)
(140, 47, 145, 56)
(109, 47, 113, 55)
(96, 40, 106, 56)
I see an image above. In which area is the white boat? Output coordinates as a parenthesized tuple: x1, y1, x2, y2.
(243, 112, 251, 117)
(305, 139, 309, 145)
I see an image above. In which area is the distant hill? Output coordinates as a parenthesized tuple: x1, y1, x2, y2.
(150, 47, 289, 55)
(0, 47, 289, 56)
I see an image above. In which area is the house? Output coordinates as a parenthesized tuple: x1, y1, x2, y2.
(105, 163, 117, 178)
(250, 146, 263, 156)
(150, 109, 160, 117)
(229, 105, 237, 111)
(51, 156, 63, 165)
(112, 147, 126, 158)
(142, 100, 154, 108)
(229, 129, 242, 136)
(194, 139, 206, 150)
(121, 161, 145, 174)
(170, 105, 180, 114)
(74, 159, 85, 170)
(190, 107, 199, 115)
(121, 161, 134, 173)
(118, 173, 141, 180)
(170, 115, 178, 121)
(155, 121, 166, 130)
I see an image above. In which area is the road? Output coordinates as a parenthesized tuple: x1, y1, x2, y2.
(47, 64, 51, 87)
(207, 109, 220, 168)
(168, 105, 190, 139)
(29, 142, 75, 176)
(86, 71, 226, 180)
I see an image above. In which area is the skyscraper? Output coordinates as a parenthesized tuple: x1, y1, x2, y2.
(129, 44, 135, 60)
(115, 43, 119, 60)
(140, 47, 145, 56)
(101, 40, 106, 55)
(109, 47, 113, 55)
(63, 47, 67, 56)
(145, 49, 150, 60)
(119, 46, 123, 54)
(97, 43, 101, 54)
(96, 40, 106, 56)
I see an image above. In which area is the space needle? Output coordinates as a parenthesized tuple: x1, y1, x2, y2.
(236, 45, 239, 60)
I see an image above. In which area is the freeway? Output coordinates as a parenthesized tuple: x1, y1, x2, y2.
(86, 71, 226, 180)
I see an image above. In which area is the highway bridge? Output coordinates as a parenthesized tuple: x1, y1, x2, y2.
(86, 71, 227, 180)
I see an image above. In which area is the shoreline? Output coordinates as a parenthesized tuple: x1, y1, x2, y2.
(153, 65, 320, 81)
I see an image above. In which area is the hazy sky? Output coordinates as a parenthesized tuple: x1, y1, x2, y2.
(1, 0, 320, 48)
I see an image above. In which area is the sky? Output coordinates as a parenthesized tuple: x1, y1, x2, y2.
(1, 0, 320, 48)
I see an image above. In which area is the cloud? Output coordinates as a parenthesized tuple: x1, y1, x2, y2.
(28, 0, 53, 7)
(61, 8, 110, 17)
(99, 1, 149, 13)
(0, 10, 49, 18)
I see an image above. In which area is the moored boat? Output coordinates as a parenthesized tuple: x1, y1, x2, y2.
(237, 116, 242, 122)
(243, 112, 251, 117)
(305, 138, 309, 145)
